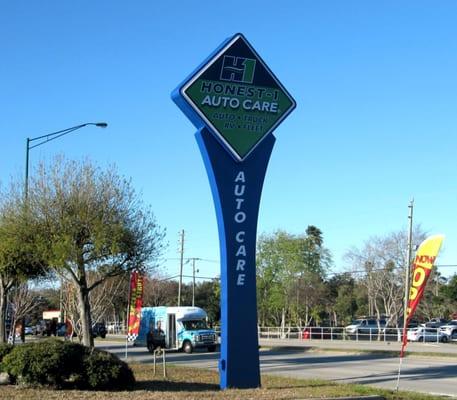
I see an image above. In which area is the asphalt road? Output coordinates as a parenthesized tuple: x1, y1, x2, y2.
(97, 341, 457, 398)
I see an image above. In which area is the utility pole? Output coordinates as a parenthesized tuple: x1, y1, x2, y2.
(178, 230, 185, 307)
(403, 199, 414, 328)
(191, 258, 200, 307)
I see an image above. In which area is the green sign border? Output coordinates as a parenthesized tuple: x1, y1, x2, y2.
(180, 34, 296, 161)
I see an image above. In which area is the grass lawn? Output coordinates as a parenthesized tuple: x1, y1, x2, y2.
(0, 364, 448, 400)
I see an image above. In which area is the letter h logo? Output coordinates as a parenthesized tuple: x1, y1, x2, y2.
(220, 56, 256, 84)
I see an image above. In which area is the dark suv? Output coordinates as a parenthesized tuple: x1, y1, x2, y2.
(92, 322, 107, 339)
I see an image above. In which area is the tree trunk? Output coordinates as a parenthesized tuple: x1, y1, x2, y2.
(9, 313, 17, 345)
(77, 285, 94, 347)
(0, 284, 7, 343)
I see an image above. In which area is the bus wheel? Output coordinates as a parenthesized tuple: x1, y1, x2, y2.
(183, 340, 193, 354)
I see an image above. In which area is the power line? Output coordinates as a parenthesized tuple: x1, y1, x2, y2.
(165, 257, 219, 263)
(151, 274, 219, 282)
(324, 264, 457, 279)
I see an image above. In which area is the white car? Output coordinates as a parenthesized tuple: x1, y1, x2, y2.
(439, 320, 457, 339)
(407, 327, 449, 343)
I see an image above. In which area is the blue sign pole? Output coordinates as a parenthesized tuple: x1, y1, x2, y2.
(172, 33, 295, 390)
(196, 127, 275, 389)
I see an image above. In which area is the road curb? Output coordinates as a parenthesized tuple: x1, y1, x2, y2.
(305, 396, 385, 400)
(260, 345, 397, 356)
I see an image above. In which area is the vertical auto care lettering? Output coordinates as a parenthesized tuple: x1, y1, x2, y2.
(234, 171, 246, 286)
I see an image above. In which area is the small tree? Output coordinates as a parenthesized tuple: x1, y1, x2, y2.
(345, 227, 427, 331)
(29, 158, 166, 346)
(256, 227, 332, 328)
(88, 272, 128, 325)
(0, 184, 46, 343)
(326, 272, 357, 326)
(8, 282, 45, 343)
(143, 274, 179, 307)
(61, 271, 129, 339)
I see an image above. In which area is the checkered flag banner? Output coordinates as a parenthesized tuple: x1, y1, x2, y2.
(127, 270, 144, 342)
(127, 332, 138, 342)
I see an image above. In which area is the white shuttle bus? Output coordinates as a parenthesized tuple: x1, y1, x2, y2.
(135, 306, 217, 353)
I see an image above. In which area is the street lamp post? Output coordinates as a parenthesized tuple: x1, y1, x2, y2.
(24, 122, 108, 198)
(24, 121, 107, 324)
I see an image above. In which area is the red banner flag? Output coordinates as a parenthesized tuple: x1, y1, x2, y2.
(401, 234, 444, 357)
(127, 271, 144, 341)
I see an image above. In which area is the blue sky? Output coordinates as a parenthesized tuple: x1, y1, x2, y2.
(1, 1, 456, 281)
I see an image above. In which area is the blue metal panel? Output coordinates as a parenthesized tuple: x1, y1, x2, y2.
(196, 127, 275, 388)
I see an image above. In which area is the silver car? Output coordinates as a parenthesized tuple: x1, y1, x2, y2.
(439, 320, 457, 340)
(345, 318, 386, 335)
(407, 327, 449, 342)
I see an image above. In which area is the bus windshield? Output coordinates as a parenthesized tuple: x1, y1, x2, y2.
(182, 320, 208, 330)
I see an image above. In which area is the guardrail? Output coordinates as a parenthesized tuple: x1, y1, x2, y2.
(106, 323, 454, 344)
(258, 326, 453, 344)
(106, 324, 126, 335)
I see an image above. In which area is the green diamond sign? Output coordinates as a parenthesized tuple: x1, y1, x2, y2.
(180, 33, 296, 161)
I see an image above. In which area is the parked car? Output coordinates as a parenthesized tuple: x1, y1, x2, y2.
(421, 318, 448, 328)
(439, 320, 457, 339)
(383, 320, 419, 336)
(56, 322, 67, 336)
(345, 318, 387, 335)
(92, 322, 107, 339)
(35, 321, 47, 336)
(407, 327, 449, 342)
(24, 326, 35, 335)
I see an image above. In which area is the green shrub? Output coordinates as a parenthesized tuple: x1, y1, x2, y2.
(2, 339, 85, 386)
(2, 339, 134, 390)
(0, 343, 13, 371)
(82, 348, 135, 390)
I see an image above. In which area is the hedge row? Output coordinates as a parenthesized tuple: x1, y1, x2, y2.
(0, 339, 135, 390)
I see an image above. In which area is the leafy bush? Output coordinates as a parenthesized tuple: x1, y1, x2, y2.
(0, 343, 13, 371)
(2, 339, 85, 386)
(2, 339, 134, 390)
(83, 347, 135, 390)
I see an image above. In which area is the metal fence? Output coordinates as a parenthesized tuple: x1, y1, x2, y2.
(107, 322, 453, 345)
(106, 322, 126, 335)
(258, 326, 453, 343)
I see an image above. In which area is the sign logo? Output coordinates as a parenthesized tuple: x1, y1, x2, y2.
(220, 56, 256, 84)
(176, 33, 296, 161)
